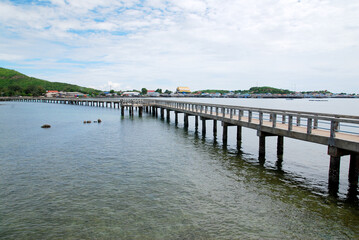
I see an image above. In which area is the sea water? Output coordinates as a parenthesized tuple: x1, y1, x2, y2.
(0, 99, 358, 239)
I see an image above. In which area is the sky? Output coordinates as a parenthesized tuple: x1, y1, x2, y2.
(0, 0, 358, 92)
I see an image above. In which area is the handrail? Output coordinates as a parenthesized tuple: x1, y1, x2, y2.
(151, 99, 359, 123)
(150, 99, 359, 139)
(150, 99, 359, 120)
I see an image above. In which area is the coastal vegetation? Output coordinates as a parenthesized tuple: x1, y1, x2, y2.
(196, 86, 294, 95)
(0, 67, 101, 96)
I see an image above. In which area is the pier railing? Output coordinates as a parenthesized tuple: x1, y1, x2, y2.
(151, 99, 359, 143)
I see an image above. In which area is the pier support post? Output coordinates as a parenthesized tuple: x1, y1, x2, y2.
(277, 136, 284, 156)
(329, 155, 341, 190)
(259, 136, 266, 158)
(237, 126, 242, 146)
(327, 146, 346, 193)
(121, 106, 125, 116)
(160, 108, 164, 120)
(175, 112, 178, 125)
(222, 122, 228, 145)
(213, 120, 217, 137)
(349, 153, 359, 186)
(257, 131, 267, 158)
(167, 109, 170, 122)
(201, 117, 206, 136)
(195, 116, 199, 130)
(184, 114, 189, 129)
(139, 107, 143, 117)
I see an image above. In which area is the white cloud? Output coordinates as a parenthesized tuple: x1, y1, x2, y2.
(0, 0, 358, 92)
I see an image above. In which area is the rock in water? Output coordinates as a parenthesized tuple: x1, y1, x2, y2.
(41, 124, 51, 128)
(86, 121, 91, 123)
(97, 119, 102, 123)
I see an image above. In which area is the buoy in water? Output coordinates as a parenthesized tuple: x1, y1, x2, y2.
(41, 124, 51, 128)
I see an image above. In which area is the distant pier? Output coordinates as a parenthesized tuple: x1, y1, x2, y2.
(2, 97, 359, 196)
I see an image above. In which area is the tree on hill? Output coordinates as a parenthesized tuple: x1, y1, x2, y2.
(0, 67, 101, 96)
(141, 88, 148, 95)
(249, 86, 293, 94)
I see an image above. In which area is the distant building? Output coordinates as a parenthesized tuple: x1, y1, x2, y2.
(176, 87, 191, 94)
(122, 92, 140, 97)
(146, 90, 160, 97)
(45, 90, 59, 98)
(65, 92, 86, 97)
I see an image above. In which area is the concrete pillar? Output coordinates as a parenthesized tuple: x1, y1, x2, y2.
(329, 156, 341, 188)
(222, 122, 228, 145)
(327, 146, 345, 192)
(160, 108, 164, 120)
(237, 126, 242, 146)
(121, 107, 125, 116)
(195, 116, 198, 129)
(277, 136, 284, 156)
(167, 109, 170, 121)
(202, 118, 206, 136)
(139, 107, 143, 117)
(259, 135, 266, 158)
(276, 155, 283, 171)
(175, 112, 178, 125)
(213, 120, 217, 137)
(184, 114, 189, 129)
(349, 153, 359, 186)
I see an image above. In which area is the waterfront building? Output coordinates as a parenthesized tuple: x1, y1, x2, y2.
(45, 90, 59, 98)
(146, 90, 160, 97)
(122, 91, 140, 97)
(176, 86, 191, 94)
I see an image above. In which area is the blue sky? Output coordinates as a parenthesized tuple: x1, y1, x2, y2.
(0, 0, 358, 92)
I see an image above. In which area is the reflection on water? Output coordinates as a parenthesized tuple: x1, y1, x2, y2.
(0, 101, 358, 239)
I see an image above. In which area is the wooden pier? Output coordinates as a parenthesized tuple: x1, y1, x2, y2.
(2, 97, 359, 194)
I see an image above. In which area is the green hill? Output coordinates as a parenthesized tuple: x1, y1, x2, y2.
(0, 67, 101, 96)
(248, 86, 293, 94)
